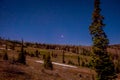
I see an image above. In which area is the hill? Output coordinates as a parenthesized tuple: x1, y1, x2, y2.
(0, 37, 120, 80)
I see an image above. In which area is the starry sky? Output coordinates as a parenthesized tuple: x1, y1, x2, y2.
(0, 0, 120, 45)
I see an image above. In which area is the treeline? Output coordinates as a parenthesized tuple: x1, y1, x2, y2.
(0, 37, 91, 54)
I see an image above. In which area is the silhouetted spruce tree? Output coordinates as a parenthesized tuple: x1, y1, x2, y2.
(77, 56, 80, 66)
(3, 44, 8, 60)
(89, 0, 116, 79)
(17, 40, 26, 64)
(62, 51, 65, 63)
(35, 50, 39, 57)
(43, 53, 53, 70)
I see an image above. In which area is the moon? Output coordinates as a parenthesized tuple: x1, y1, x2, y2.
(61, 35, 64, 38)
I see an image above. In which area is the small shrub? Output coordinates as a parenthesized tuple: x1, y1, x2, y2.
(30, 53, 35, 57)
(81, 61, 85, 67)
(68, 60, 75, 65)
(10, 56, 17, 64)
(43, 54, 45, 59)
(51, 52, 57, 58)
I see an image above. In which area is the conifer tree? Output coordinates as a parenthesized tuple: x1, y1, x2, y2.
(3, 52, 8, 60)
(3, 44, 8, 60)
(89, 0, 116, 79)
(35, 50, 39, 57)
(43, 53, 53, 70)
(62, 51, 65, 63)
(17, 39, 26, 64)
(78, 56, 80, 66)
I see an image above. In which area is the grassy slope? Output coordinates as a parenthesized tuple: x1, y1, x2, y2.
(0, 45, 95, 80)
(0, 39, 120, 80)
(0, 56, 95, 80)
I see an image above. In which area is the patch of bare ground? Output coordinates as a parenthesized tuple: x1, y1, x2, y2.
(0, 60, 31, 80)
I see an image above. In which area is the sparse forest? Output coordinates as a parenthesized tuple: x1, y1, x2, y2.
(0, 0, 120, 80)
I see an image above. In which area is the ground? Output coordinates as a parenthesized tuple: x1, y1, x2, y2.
(0, 56, 95, 80)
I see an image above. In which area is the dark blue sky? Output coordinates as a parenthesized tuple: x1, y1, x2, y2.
(0, 0, 120, 45)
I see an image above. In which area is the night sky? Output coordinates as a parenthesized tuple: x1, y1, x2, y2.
(0, 0, 120, 45)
